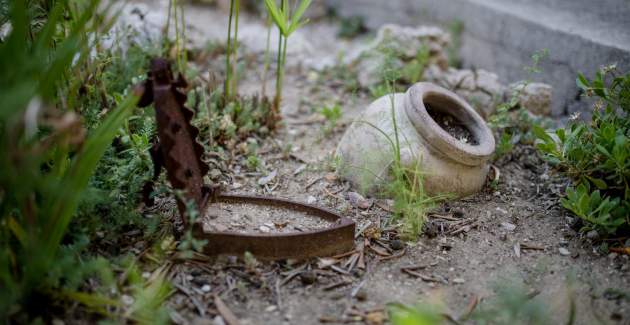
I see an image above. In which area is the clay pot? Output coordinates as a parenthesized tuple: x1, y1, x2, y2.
(336, 82, 495, 198)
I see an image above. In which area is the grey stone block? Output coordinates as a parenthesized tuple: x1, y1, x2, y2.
(326, 0, 630, 116)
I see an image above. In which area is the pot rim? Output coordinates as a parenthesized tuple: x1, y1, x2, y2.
(404, 82, 495, 166)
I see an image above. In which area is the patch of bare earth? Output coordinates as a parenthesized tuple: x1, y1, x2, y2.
(166, 71, 629, 325)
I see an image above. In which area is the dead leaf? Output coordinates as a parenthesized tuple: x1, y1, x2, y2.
(363, 226, 381, 240)
(324, 173, 337, 182)
(317, 257, 339, 269)
(365, 310, 386, 325)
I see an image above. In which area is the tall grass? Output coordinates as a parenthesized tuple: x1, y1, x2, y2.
(355, 76, 440, 239)
(381, 79, 440, 239)
(263, 0, 312, 110)
(0, 0, 172, 320)
(224, 0, 240, 100)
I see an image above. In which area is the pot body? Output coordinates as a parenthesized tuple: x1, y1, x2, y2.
(335, 83, 495, 198)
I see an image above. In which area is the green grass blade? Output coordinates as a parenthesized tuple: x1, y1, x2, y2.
(288, 0, 311, 34)
(43, 94, 138, 258)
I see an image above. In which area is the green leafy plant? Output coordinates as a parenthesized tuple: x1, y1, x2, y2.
(358, 75, 440, 239)
(535, 66, 630, 234)
(388, 301, 443, 325)
(263, 0, 312, 110)
(0, 2, 176, 322)
(446, 20, 464, 68)
(0, 0, 144, 318)
(176, 195, 208, 259)
(319, 103, 342, 134)
(401, 46, 430, 84)
(489, 49, 550, 160)
(246, 154, 261, 171)
(201, 88, 274, 148)
(337, 15, 366, 39)
(367, 45, 423, 100)
(389, 275, 575, 325)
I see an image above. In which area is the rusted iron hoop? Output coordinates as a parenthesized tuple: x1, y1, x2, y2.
(138, 58, 355, 260)
(193, 194, 356, 260)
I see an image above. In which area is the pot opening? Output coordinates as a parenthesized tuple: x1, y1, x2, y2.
(424, 93, 479, 145)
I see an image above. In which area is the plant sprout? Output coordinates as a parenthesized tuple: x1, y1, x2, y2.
(264, 0, 312, 110)
(167, 0, 187, 73)
(261, 13, 273, 97)
(224, 0, 240, 100)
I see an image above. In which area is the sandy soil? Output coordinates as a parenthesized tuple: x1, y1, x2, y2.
(117, 1, 630, 324)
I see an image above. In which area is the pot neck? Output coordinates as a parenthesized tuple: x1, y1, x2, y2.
(403, 83, 495, 166)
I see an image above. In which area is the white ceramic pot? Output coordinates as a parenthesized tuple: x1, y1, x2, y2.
(336, 82, 495, 198)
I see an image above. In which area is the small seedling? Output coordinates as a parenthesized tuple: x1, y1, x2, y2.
(224, 0, 240, 100)
(355, 73, 442, 239)
(319, 103, 342, 134)
(337, 15, 366, 39)
(246, 154, 261, 171)
(264, 0, 312, 110)
(489, 49, 550, 160)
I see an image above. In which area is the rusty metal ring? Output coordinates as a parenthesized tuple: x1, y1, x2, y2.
(193, 194, 356, 260)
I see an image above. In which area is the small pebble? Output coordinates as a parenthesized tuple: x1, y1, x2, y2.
(192, 277, 208, 286)
(500, 222, 516, 232)
(586, 230, 599, 240)
(259, 225, 271, 233)
(355, 289, 368, 301)
(495, 207, 508, 215)
(559, 247, 571, 256)
(452, 278, 465, 284)
(265, 305, 278, 312)
(121, 294, 134, 306)
(390, 240, 405, 250)
(201, 284, 211, 292)
(213, 315, 226, 325)
(347, 191, 372, 209)
(306, 195, 317, 204)
(300, 271, 317, 285)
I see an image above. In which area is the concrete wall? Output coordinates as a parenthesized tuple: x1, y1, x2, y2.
(326, 0, 630, 116)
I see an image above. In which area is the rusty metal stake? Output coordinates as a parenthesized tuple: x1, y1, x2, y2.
(137, 58, 355, 259)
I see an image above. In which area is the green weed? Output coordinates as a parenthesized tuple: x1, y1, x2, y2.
(360, 76, 439, 239)
(367, 45, 428, 100)
(318, 103, 343, 134)
(247, 154, 262, 171)
(337, 15, 366, 39)
(0, 1, 171, 321)
(488, 49, 550, 160)
(389, 275, 574, 325)
(224, 0, 240, 100)
(264, 0, 312, 110)
(446, 20, 464, 68)
(535, 66, 630, 234)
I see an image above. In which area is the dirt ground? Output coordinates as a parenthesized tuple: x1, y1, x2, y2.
(121, 1, 630, 324)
